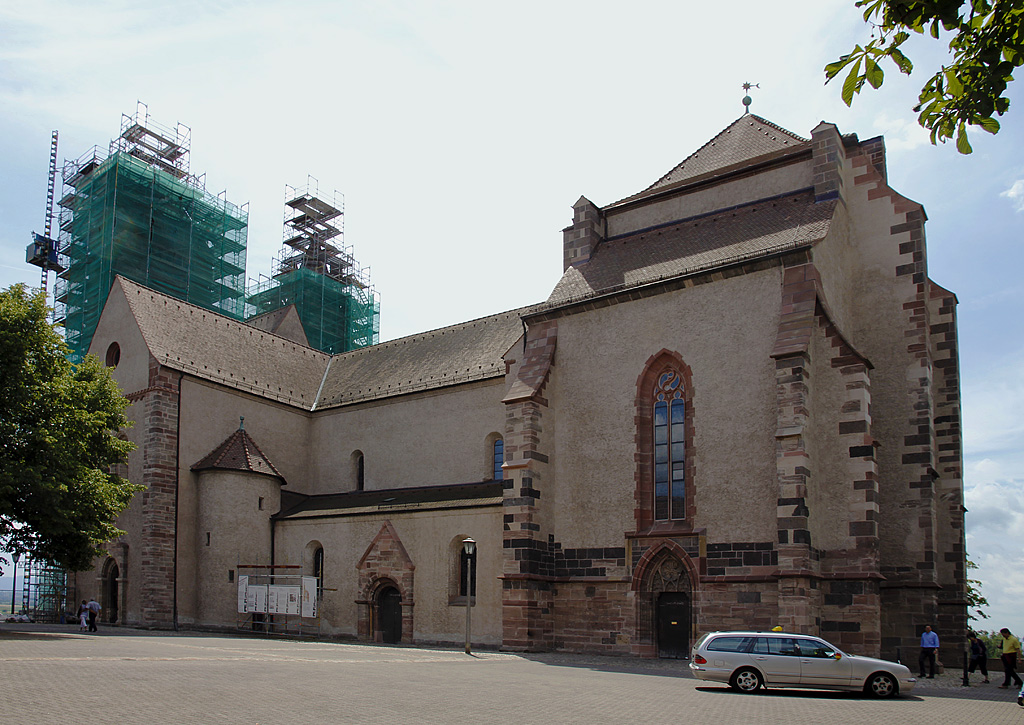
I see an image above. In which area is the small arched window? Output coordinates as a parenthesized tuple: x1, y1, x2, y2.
(313, 546, 324, 594)
(492, 438, 504, 481)
(351, 450, 365, 491)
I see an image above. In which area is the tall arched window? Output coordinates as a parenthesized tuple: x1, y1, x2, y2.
(654, 370, 686, 521)
(635, 350, 694, 531)
(492, 438, 504, 481)
(351, 450, 365, 491)
(313, 546, 325, 594)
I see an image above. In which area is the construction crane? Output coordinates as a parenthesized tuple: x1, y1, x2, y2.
(26, 130, 65, 300)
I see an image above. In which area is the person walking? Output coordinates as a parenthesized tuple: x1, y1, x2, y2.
(77, 600, 89, 631)
(918, 625, 939, 678)
(998, 627, 1023, 689)
(86, 597, 101, 633)
(968, 632, 990, 683)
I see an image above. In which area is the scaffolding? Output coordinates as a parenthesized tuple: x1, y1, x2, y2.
(246, 180, 379, 354)
(53, 104, 248, 361)
(19, 558, 74, 623)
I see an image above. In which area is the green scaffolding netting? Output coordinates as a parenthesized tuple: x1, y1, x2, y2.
(246, 266, 380, 355)
(55, 151, 248, 362)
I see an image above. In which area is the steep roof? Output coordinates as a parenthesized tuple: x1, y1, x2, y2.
(638, 114, 808, 197)
(116, 277, 329, 408)
(111, 277, 533, 411)
(315, 307, 537, 409)
(547, 190, 835, 306)
(191, 425, 285, 482)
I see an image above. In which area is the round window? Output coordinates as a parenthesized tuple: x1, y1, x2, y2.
(105, 342, 121, 368)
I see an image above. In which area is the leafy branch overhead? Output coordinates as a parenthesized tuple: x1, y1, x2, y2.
(0, 284, 141, 574)
(826, 0, 1024, 153)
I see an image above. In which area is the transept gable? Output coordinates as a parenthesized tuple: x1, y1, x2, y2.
(637, 114, 809, 199)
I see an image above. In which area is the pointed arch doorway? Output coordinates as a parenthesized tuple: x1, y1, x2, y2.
(377, 586, 403, 644)
(102, 559, 120, 624)
(634, 545, 695, 658)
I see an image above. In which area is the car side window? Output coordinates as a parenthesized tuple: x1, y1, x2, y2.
(795, 638, 835, 658)
(706, 636, 756, 653)
(763, 637, 801, 656)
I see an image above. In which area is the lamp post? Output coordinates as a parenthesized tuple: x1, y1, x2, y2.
(10, 552, 21, 615)
(462, 537, 476, 655)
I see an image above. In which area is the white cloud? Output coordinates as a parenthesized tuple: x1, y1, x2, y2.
(1000, 179, 1024, 211)
(870, 112, 931, 152)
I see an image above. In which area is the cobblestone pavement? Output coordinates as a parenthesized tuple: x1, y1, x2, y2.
(1, 624, 1022, 724)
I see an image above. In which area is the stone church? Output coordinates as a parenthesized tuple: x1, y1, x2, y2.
(79, 113, 966, 658)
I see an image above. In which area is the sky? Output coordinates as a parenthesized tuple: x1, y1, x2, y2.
(0, 1, 1021, 636)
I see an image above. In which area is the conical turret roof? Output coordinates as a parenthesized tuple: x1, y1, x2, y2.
(191, 422, 284, 482)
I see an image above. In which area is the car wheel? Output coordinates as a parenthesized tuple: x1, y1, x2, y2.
(730, 667, 763, 693)
(865, 672, 897, 698)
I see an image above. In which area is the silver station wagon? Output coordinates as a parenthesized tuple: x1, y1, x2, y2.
(689, 631, 916, 698)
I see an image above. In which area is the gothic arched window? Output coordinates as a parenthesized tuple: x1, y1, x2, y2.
(635, 350, 694, 531)
(653, 371, 686, 521)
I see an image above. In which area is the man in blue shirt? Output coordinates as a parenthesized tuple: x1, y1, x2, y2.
(919, 625, 939, 678)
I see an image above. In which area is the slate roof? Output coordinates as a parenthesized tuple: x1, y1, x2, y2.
(191, 426, 285, 482)
(547, 190, 836, 306)
(275, 481, 503, 519)
(636, 114, 809, 199)
(117, 277, 329, 408)
(314, 307, 537, 409)
(114, 277, 533, 411)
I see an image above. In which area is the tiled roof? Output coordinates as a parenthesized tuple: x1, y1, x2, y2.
(547, 191, 836, 306)
(191, 426, 285, 481)
(639, 114, 809, 196)
(315, 307, 538, 409)
(117, 277, 329, 408)
(275, 481, 503, 519)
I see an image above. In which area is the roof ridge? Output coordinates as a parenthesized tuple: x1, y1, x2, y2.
(332, 302, 543, 360)
(116, 276, 329, 359)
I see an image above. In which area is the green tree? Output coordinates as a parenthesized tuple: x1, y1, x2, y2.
(826, 0, 1024, 153)
(966, 557, 990, 621)
(0, 283, 140, 574)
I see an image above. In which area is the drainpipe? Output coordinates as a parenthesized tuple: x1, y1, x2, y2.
(173, 370, 184, 631)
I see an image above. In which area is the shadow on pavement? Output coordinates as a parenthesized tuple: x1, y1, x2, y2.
(694, 685, 925, 701)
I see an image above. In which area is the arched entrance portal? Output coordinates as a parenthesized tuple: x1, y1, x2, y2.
(378, 586, 403, 644)
(634, 545, 695, 658)
(102, 559, 119, 624)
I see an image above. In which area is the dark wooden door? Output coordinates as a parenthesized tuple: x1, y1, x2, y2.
(106, 564, 119, 623)
(379, 587, 402, 644)
(657, 592, 690, 658)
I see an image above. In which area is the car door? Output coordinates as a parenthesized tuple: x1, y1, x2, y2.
(750, 636, 802, 684)
(794, 637, 853, 687)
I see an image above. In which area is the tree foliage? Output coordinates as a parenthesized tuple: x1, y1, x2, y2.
(965, 557, 990, 621)
(0, 284, 140, 574)
(826, 0, 1024, 153)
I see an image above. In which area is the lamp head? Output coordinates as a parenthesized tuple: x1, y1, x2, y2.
(462, 537, 476, 555)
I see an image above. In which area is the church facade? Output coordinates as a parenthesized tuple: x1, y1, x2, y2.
(80, 115, 966, 659)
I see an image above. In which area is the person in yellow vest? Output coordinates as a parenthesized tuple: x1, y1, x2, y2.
(998, 627, 1023, 689)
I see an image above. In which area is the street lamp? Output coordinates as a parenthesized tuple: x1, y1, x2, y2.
(462, 537, 476, 655)
(10, 552, 21, 615)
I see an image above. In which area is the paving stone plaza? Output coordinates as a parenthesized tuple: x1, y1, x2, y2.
(1, 624, 1021, 724)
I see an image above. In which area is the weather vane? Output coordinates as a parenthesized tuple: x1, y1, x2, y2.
(742, 82, 760, 114)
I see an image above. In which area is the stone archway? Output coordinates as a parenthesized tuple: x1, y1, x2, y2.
(633, 543, 696, 658)
(101, 558, 120, 624)
(356, 522, 415, 643)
